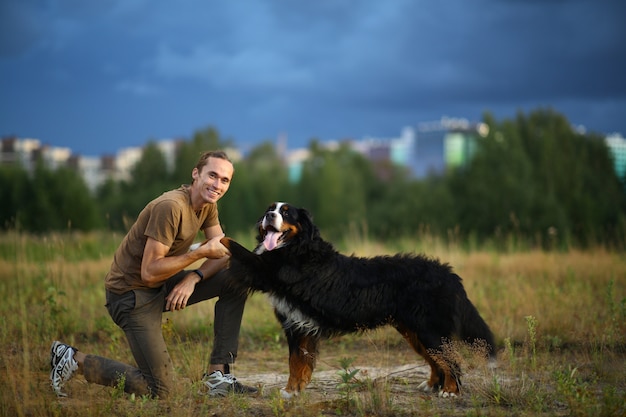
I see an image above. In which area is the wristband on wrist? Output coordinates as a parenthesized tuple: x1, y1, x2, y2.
(192, 269, 204, 281)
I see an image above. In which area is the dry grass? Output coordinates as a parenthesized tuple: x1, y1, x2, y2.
(0, 232, 624, 416)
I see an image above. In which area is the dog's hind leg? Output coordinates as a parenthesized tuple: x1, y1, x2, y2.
(394, 324, 461, 397)
(395, 324, 443, 391)
(282, 332, 319, 399)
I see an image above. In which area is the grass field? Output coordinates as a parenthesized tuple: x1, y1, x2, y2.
(0, 231, 624, 416)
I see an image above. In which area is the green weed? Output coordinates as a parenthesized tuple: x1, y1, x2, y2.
(524, 315, 538, 369)
(336, 356, 362, 412)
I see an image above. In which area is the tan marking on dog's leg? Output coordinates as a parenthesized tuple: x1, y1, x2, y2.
(440, 367, 460, 396)
(396, 323, 461, 395)
(283, 335, 318, 395)
(395, 324, 442, 391)
(427, 346, 461, 396)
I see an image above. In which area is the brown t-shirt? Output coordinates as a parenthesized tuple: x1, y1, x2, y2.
(105, 185, 219, 294)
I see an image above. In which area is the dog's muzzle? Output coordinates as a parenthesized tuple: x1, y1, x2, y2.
(261, 212, 285, 251)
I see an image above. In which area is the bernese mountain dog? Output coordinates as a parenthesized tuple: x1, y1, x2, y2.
(220, 202, 495, 399)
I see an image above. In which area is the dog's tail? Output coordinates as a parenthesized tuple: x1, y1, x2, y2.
(457, 294, 496, 360)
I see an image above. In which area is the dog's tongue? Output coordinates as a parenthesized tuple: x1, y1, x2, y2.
(263, 231, 280, 251)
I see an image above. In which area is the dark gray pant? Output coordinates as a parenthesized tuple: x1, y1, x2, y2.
(83, 269, 246, 398)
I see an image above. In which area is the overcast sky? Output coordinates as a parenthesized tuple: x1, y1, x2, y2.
(1, 0, 625, 156)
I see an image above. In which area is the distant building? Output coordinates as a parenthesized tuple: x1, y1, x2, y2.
(5, 121, 621, 192)
(1, 137, 43, 171)
(67, 154, 105, 191)
(350, 126, 415, 180)
(115, 146, 143, 182)
(391, 127, 415, 167)
(444, 123, 489, 170)
(606, 133, 626, 181)
(0, 136, 247, 191)
(282, 119, 489, 182)
(358, 126, 415, 166)
(348, 118, 488, 178)
(286, 148, 310, 183)
(414, 117, 488, 177)
(1, 136, 72, 171)
(413, 123, 447, 176)
(0, 136, 181, 192)
(155, 139, 178, 173)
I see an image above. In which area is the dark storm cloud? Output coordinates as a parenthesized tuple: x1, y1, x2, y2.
(0, 0, 624, 154)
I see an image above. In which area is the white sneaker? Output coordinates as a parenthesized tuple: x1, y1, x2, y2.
(202, 370, 258, 397)
(50, 341, 78, 397)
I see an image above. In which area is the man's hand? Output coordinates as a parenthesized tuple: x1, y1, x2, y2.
(194, 235, 231, 259)
(165, 272, 201, 311)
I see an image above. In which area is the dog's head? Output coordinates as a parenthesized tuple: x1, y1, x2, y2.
(256, 202, 318, 253)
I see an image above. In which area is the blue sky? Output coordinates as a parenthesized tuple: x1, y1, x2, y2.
(1, 0, 625, 156)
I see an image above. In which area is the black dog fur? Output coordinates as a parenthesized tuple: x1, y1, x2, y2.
(221, 203, 495, 397)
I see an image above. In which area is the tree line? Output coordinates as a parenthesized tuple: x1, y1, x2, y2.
(1, 109, 624, 249)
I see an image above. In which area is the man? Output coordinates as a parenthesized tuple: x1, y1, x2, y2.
(50, 150, 257, 398)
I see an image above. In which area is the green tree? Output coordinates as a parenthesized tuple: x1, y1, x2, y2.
(219, 141, 291, 236)
(119, 141, 172, 224)
(23, 161, 101, 232)
(448, 112, 538, 244)
(0, 164, 31, 230)
(96, 177, 127, 231)
(449, 109, 626, 248)
(51, 167, 102, 230)
(26, 160, 57, 232)
(516, 109, 625, 246)
(365, 163, 420, 239)
(298, 141, 372, 238)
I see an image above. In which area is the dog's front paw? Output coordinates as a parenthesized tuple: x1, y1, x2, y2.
(220, 236, 232, 249)
(280, 387, 298, 400)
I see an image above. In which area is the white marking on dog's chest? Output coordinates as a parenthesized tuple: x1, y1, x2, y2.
(268, 295, 321, 335)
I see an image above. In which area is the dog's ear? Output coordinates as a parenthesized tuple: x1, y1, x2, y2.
(298, 207, 320, 240)
(256, 222, 265, 244)
(255, 208, 269, 243)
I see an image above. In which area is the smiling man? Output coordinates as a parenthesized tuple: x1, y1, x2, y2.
(49, 150, 257, 399)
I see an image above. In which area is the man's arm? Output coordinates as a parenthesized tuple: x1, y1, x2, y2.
(159, 224, 232, 311)
(141, 232, 229, 287)
(203, 224, 225, 240)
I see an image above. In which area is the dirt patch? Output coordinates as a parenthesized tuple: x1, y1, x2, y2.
(35, 338, 600, 416)
(244, 362, 431, 396)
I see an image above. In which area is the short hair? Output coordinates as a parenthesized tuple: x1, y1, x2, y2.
(195, 150, 232, 173)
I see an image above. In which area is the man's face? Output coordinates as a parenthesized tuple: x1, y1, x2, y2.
(191, 157, 234, 204)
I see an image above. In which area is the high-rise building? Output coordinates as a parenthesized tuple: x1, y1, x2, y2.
(413, 117, 488, 177)
(606, 133, 626, 181)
